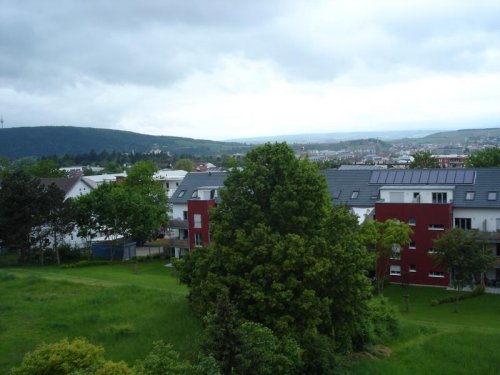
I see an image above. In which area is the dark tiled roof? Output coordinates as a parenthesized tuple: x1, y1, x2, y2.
(321, 168, 500, 209)
(170, 172, 227, 204)
(39, 176, 81, 195)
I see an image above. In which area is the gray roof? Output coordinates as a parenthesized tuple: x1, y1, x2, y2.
(170, 171, 227, 204)
(39, 176, 81, 195)
(321, 168, 500, 209)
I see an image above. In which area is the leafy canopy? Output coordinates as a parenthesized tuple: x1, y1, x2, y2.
(465, 147, 500, 168)
(409, 151, 439, 169)
(180, 143, 377, 356)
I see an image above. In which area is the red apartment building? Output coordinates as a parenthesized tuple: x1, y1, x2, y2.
(170, 168, 500, 289)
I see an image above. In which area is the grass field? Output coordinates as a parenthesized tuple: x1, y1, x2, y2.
(1, 260, 500, 374)
(0, 260, 201, 373)
(349, 285, 500, 374)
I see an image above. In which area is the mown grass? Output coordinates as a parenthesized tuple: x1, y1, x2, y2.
(2, 260, 500, 374)
(350, 285, 500, 374)
(0, 260, 201, 373)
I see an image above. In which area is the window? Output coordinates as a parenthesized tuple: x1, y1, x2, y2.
(389, 192, 404, 203)
(194, 214, 202, 228)
(191, 190, 198, 198)
(332, 190, 341, 199)
(496, 243, 500, 257)
(465, 191, 475, 200)
(428, 248, 436, 254)
(408, 241, 416, 249)
(428, 271, 445, 278)
(194, 233, 202, 247)
(351, 191, 359, 199)
(370, 190, 379, 200)
(166, 182, 170, 189)
(177, 190, 186, 198)
(497, 218, 500, 232)
(455, 218, 471, 230)
(488, 191, 498, 201)
(409, 264, 417, 273)
(408, 217, 416, 226)
(432, 192, 447, 204)
(390, 265, 401, 276)
(183, 211, 188, 220)
(390, 243, 401, 259)
(428, 224, 445, 230)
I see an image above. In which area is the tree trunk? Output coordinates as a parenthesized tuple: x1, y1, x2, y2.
(54, 231, 60, 265)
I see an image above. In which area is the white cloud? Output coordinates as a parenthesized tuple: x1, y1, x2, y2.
(1, 0, 500, 140)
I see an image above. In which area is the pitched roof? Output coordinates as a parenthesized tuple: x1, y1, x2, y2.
(39, 176, 82, 195)
(170, 171, 227, 204)
(321, 168, 500, 209)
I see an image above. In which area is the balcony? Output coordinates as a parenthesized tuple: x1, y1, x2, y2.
(169, 219, 188, 229)
(168, 237, 189, 249)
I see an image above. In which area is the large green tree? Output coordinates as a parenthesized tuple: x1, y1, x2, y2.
(409, 151, 439, 169)
(75, 161, 169, 249)
(43, 184, 76, 265)
(0, 171, 49, 263)
(179, 143, 376, 362)
(360, 219, 413, 295)
(433, 228, 495, 312)
(465, 147, 500, 167)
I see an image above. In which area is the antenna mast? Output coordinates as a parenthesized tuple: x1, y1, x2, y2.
(0, 116, 3, 129)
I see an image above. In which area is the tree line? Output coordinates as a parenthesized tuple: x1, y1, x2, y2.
(0, 161, 169, 264)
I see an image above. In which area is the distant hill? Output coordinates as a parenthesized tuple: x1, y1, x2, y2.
(0, 126, 251, 158)
(227, 130, 437, 144)
(398, 128, 500, 144)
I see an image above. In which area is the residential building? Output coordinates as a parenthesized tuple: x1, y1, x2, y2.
(323, 168, 500, 288)
(173, 168, 500, 290)
(434, 154, 468, 168)
(168, 171, 226, 257)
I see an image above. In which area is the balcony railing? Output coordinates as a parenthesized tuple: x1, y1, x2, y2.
(169, 219, 188, 229)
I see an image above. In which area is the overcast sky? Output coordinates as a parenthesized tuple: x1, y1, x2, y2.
(1, 0, 499, 140)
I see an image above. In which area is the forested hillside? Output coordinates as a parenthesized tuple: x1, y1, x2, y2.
(0, 126, 251, 158)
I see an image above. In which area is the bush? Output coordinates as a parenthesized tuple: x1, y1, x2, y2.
(366, 296, 399, 343)
(431, 285, 485, 306)
(10, 337, 105, 375)
(134, 340, 196, 375)
(10, 337, 134, 375)
(60, 260, 110, 269)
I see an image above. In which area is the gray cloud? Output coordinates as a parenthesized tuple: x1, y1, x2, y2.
(0, 0, 499, 138)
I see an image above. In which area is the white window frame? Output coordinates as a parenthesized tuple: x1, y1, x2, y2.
(194, 214, 202, 229)
(390, 265, 401, 276)
(428, 271, 445, 278)
(194, 232, 202, 247)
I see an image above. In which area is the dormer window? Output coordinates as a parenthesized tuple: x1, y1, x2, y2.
(488, 191, 497, 201)
(465, 191, 475, 201)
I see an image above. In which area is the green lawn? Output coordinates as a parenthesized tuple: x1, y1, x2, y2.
(0, 260, 201, 373)
(350, 285, 500, 374)
(2, 261, 500, 374)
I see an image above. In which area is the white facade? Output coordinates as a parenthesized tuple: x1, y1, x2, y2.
(153, 169, 187, 198)
(453, 208, 500, 232)
(380, 186, 454, 204)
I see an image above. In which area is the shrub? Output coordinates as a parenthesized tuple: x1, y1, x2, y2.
(366, 296, 399, 342)
(10, 338, 134, 375)
(431, 285, 485, 306)
(60, 260, 110, 269)
(134, 340, 196, 375)
(10, 337, 105, 375)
